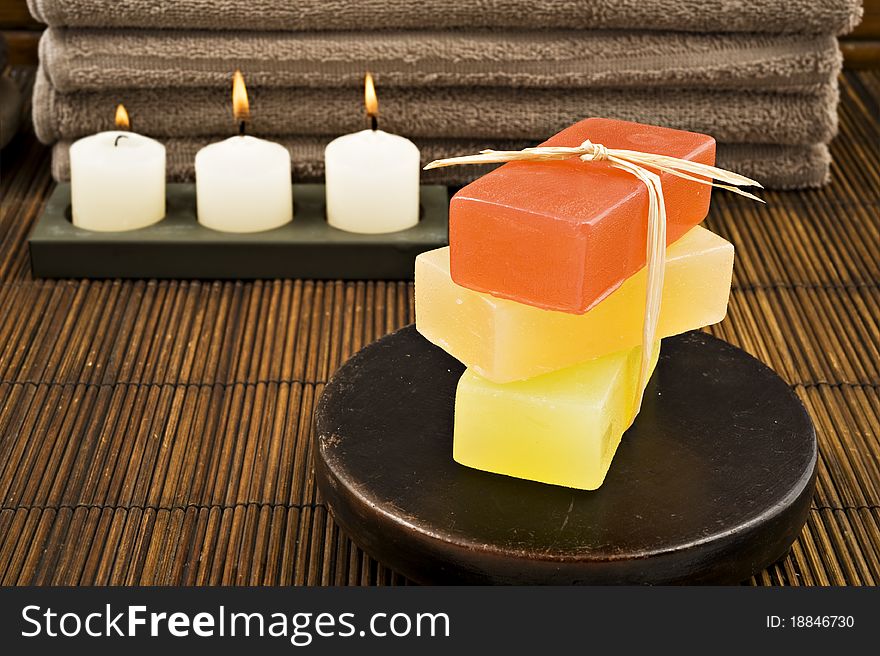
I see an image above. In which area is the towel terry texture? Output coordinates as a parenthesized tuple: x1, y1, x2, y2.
(30, 1, 859, 189)
(32, 68, 840, 146)
(38, 27, 842, 94)
(27, 0, 864, 35)
(50, 137, 831, 190)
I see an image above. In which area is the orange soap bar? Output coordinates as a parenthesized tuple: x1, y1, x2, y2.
(449, 118, 716, 313)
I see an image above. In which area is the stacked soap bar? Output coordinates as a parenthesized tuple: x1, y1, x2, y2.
(448, 117, 716, 313)
(415, 117, 734, 490)
(454, 343, 661, 491)
(416, 227, 733, 383)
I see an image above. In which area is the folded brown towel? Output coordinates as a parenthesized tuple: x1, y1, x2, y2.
(51, 137, 830, 190)
(39, 27, 841, 94)
(27, 0, 864, 35)
(33, 68, 838, 146)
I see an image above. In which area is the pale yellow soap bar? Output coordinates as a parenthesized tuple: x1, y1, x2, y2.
(454, 342, 660, 490)
(416, 226, 732, 383)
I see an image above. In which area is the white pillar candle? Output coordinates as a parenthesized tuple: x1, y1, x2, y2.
(325, 129, 421, 234)
(70, 129, 165, 232)
(324, 73, 421, 234)
(195, 135, 293, 233)
(195, 70, 293, 233)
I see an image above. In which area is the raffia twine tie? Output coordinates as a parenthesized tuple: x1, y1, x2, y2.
(425, 139, 764, 423)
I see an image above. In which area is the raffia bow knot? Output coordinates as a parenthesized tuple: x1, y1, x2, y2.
(424, 138, 763, 426)
(579, 140, 609, 162)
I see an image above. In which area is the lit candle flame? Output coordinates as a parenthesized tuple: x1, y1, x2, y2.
(115, 104, 130, 130)
(364, 72, 378, 129)
(232, 69, 250, 125)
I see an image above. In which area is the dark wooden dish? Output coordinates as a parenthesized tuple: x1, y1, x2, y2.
(314, 326, 817, 584)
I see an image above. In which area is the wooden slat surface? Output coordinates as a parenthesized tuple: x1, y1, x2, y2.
(0, 67, 878, 586)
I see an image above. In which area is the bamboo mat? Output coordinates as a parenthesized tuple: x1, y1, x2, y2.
(0, 67, 878, 586)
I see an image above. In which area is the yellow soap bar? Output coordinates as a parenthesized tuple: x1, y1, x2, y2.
(454, 342, 660, 490)
(416, 225, 732, 383)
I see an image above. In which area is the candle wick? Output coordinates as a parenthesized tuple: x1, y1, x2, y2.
(239, 121, 246, 136)
(370, 115, 378, 131)
(114, 135, 129, 147)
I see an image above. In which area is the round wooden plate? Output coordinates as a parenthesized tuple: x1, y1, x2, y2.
(314, 326, 816, 584)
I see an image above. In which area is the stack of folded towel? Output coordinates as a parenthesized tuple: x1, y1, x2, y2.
(29, 0, 863, 188)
